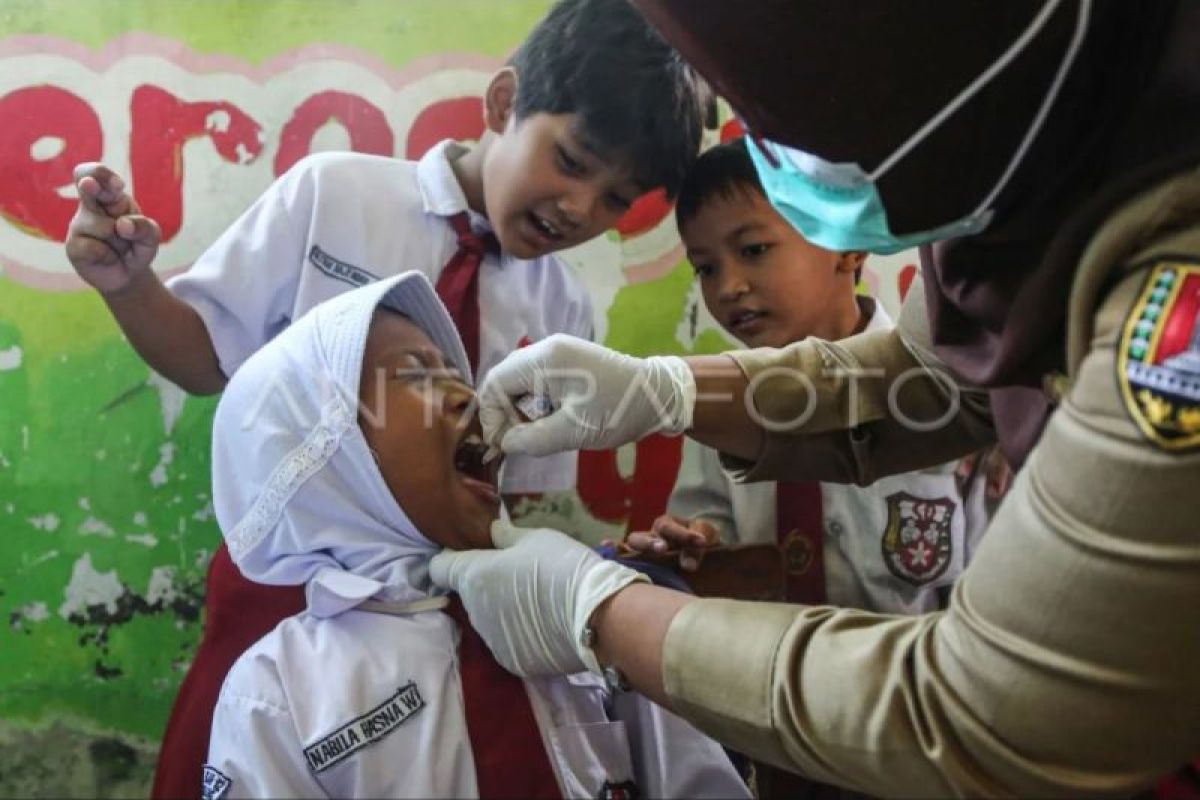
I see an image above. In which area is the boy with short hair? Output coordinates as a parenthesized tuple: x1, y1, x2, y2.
(64, 1, 704, 794)
(630, 139, 991, 615)
(203, 270, 749, 798)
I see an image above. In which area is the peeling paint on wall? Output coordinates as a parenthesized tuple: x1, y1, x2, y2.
(59, 555, 124, 619)
(0, 7, 564, 796)
(0, 345, 21, 371)
(0, 5, 918, 799)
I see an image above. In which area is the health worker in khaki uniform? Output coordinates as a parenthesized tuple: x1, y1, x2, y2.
(430, 1, 1200, 796)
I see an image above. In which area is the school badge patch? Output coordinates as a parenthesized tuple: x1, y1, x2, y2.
(780, 529, 817, 576)
(201, 765, 231, 800)
(881, 492, 954, 586)
(1119, 262, 1200, 451)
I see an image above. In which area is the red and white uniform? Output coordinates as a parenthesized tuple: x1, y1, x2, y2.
(669, 304, 991, 614)
(155, 142, 592, 800)
(201, 273, 746, 800)
(206, 603, 749, 799)
(170, 139, 592, 493)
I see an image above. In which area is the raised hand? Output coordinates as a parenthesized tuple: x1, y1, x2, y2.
(65, 163, 162, 295)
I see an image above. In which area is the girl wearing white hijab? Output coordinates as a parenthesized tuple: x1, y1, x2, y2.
(202, 271, 749, 800)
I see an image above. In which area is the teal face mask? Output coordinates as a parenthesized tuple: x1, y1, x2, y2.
(746, 141, 994, 255)
(747, 0, 1090, 255)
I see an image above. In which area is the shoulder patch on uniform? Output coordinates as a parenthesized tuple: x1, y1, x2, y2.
(1118, 261, 1200, 452)
(881, 492, 954, 586)
(303, 682, 426, 774)
(308, 244, 379, 288)
(201, 765, 232, 800)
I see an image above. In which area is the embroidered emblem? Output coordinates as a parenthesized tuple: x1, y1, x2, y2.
(201, 765, 232, 800)
(881, 492, 954, 586)
(780, 529, 817, 575)
(303, 682, 426, 773)
(1118, 261, 1200, 451)
(308, 244, 379, 288)
(597, 779, 640, 800)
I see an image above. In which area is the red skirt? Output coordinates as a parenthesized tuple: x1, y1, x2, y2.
(151, 544, 305, 799)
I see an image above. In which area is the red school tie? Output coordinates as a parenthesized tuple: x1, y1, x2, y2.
(771, 488, 845, 800)
(444, 596, 563, 800)
(775, 481, 826, 604)
(435, 212, 497, 374)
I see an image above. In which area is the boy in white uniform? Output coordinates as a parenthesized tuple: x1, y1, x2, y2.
(203, 270, 750, 799)
(628, 140, 991, 614)
(63, 2, 704, 794)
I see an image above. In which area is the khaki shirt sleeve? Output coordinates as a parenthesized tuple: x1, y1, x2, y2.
(719, 284, 996, 486)
(662, 174, 1200, 797)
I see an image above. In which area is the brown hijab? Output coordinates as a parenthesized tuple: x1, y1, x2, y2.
(632, 0, 1200, 464)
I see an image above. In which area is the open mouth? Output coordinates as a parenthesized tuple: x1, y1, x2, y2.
(453, 430, 501, 505)
(526, 211, 565, 243)
(728, 309, 767, 333)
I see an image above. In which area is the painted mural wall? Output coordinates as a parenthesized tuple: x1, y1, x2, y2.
(0, 0, 919, 793)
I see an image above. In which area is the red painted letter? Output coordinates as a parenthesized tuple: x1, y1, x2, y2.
(615, 188, 672, 239)
(719, 117, 745, 143)
(130, 85, 264, 242)
(274, 91, 394, 176)
(405, 97, 485, 160)
(0, 86, 102, 241)
(577, 435, 684, 533)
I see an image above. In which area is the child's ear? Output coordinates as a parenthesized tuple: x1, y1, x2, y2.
(836, 251, 868, 275)
(484, 68, 519, 134)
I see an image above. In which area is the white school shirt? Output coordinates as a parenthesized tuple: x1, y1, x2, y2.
(669, 304, 991, 614)
(203, 271, 745, 798)
(168, 140, 592, 493)
(204, 604, 751, 800)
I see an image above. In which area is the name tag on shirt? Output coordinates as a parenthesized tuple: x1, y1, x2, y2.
(304, 682, 426, 773)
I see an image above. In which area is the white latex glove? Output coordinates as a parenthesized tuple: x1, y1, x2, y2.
(428, 518, 648, 677)
(479, 334, 696, 457)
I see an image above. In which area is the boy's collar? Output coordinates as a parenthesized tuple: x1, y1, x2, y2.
(416, 140, 491, 231)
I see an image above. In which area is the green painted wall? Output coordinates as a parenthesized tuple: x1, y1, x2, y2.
(0, 3, 912, 796)
(0, 4, 725, 794)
